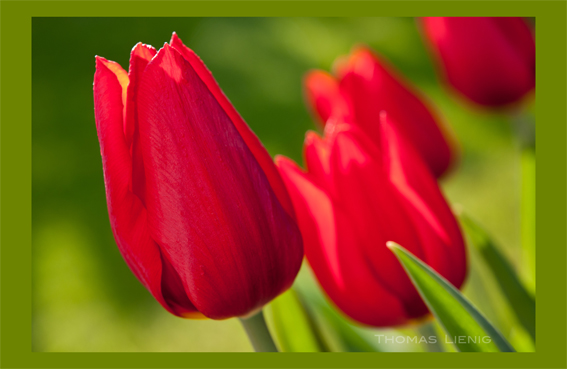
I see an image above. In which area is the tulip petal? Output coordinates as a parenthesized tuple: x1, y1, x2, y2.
(303, 131, 333, 192)
(94, 57, 200, 317)
(337, 47, 453, 177)
(125, 43, 157, 148)
(136, 44, 303, 319)
(421, 17, 534, 107)
(169, 33, 296, 221)
(327, 126, 428, 317)
(303, 70, 352, 127)
(97, 57, 129, 113)
(125, 43, 157, 205)
(492, 17, 535, 71)
(276, 156, 412, 326)
(379, 113, 467, 289)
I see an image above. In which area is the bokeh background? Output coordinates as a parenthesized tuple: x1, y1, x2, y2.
(32, 17, 535, 352)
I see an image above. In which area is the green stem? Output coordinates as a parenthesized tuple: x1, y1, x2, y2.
(520, 149, 536, 296)
(510, 109, 536, 339)
(510, 109, 535, 150)
(239, 310, 278, 352)
(416, 320, 445, 352)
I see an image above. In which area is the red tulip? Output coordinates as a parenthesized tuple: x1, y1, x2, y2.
(93, 33, 303, 320)
(276, 115, 467, 327)
(420, 17, 535, 108)
(304, 46, 454, 178)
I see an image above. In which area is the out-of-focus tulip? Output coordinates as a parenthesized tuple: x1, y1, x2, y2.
(276, 114, 467, 327)
(420, 17, 535, 108)
(304, 46, 454, 178)
(93, 33, 303, 320)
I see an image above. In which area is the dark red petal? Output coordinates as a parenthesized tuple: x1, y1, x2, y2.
(125, 43, 157, 205)
(276, 156, 413, 326)
(421, 17, 534, 107)
(492, 17, 535, 72)
(379, 113, 467, 289)
(337, 47, 453, 177)
(303, 70, 352, 127)
(94, 57, 199, 317)
(169, 33, 296, 221)
(136, 44, 303, 319)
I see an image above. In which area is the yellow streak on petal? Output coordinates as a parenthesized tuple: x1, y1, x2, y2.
(180, 311, 208, 320)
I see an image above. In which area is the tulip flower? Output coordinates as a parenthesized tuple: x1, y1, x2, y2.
(304, 46, 454, 178)
(93, 33, 303, 320)
(420, 17, 535, 108)
(276, 114, 467, 327)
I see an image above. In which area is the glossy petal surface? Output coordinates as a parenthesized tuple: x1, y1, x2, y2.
(136, 45, 303, 319)
(94, 56, 199, 317)
(169, 33, 296, 220)
(94, 34, 303, 320)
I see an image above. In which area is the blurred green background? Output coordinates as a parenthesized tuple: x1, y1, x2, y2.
(32, 17, 534, 352)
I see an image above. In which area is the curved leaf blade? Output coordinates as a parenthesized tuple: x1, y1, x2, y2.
(293, 265, 384, 352)
(387, 242, 515, 352)
(264, 288, 325, 352)
(459, 212, 535, 342)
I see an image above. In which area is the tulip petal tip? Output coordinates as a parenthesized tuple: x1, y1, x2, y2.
(274, 155, 294, 169)
(304, 130, 321, 144)
(170, 32, 184, 46)
(94, 55, 109, 68)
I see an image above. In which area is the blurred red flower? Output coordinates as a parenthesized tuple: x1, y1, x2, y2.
(276, 115, 467, 327)
(420, 17, 535, 108)
(304, 46, 455, 178)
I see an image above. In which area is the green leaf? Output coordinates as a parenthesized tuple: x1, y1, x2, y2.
(293, 264, 384, 352)
(459, 212, 535, 342)
(264, 288, 325, 352)
(305, 296, 380, 352)
(387, 242, 515, 352)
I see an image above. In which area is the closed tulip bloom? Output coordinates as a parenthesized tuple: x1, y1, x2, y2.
(93, 33, 303, 320)
(304, 46, 454, 178)
(276, 115, 467, 327)
(420, 17, 535, 108)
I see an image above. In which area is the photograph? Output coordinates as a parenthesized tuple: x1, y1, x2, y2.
(30, 16, 536, 354)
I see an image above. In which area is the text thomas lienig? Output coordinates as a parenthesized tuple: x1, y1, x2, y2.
(375, 335, 492, 344)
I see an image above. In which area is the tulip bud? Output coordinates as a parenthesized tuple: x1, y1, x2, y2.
(276, 114, 467, 327)
(420, 17, 535, 108)
(304, 46, 454, 178)
(93, 33, 303, 320)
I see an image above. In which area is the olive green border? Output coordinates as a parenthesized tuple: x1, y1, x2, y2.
(2, 1, 565, 368)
